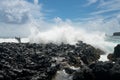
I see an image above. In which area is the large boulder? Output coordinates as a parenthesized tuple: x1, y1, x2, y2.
(114, 44, 120, 58)
(80, 45, 100, 65)
(108, 44, 120, 61)
(72, 65, 94, 80)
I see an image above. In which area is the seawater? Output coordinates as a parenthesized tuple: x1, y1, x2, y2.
(99, 36, 120, 61)
(105, 35, 120, 52)
(106, 36, 120, 44)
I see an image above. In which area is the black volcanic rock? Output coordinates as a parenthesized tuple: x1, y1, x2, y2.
(108, 44, 120, 61)
(89, 61, 113, 80)
(1, 42, 120, 80)
(73, 61, 120, 80)
(64, 67, 76, 74)
(113, 32, 120, 36)
(73, 65, 94, 80)
(0, 42, 105, 80)
(114, 44, 120, 58)
(80, 45, 101, 65)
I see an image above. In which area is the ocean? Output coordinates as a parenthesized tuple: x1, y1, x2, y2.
(106, 36, 120, 44)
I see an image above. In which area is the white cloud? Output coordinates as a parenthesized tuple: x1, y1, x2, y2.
(0, 0, 42, 24)
(34, 0, 38, 5)
(0, 0, 43, 37)
(91, 0, 120, 15)
(85, 0, 98, 6)
(91, 8, 120, 15)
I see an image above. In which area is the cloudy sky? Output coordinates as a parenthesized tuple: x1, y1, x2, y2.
(0, 0, 120, 37)
(37, 0, 120, 20)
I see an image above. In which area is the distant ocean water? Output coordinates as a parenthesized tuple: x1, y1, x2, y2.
(105, 36, 120, 43)
(105, 35, 120, 53)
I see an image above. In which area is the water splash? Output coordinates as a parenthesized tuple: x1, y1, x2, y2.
(29, 24, 116, 54)
(52, 70, 72, 80)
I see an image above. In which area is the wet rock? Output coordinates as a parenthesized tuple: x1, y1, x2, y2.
(113, 32, 120, 36)
(64, 67, 76, 74)
(0, 74, 4, 80)
(89, 61, 113, 80)
(73, 65, 94, 80)
(67, 55, 81, 67)
(108, 44, 120, 61)
(81, 45, 100, 65)
(114, 44, 120, 58)
(47, 65, 59, 80)
(73, 61, 120, 80)
(110, 63, 120, 80)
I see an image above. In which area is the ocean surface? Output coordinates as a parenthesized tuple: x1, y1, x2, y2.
(105, 36, 120, 44)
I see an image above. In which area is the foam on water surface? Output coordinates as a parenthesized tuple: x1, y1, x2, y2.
(0, 38, 29, 43)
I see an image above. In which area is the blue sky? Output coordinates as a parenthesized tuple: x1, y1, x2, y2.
(27, 0, 120, 21)
(39, 0, 89, 20)
(0, 0, 120, 24)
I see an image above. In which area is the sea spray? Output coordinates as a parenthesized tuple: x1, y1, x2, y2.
(29, 24, 116, 54)
(52, 70, 72, 80)
(0, 38, 29, 43)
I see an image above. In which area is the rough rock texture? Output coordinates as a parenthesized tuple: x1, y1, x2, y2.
(72, 44, 120, 80)
(73, 60, 120, 80)
(0, 42, 104, 80)
(108, 44, 120, 61)
(1, 42, 120, 80)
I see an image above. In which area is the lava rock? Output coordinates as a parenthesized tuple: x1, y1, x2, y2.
(108, 44, 120, 61)
(114, 44, 120, 58)
(113, 32, 120, 36)
(64, 67, 76, 74)
(73, 65, 94, 80)
(0, 42, 105, 80)
(89, 61, 113, 80)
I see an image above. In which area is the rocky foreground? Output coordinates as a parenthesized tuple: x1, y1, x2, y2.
(0, 41, 120, 80)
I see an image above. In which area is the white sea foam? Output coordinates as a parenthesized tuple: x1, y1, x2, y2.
(29, 24, 116, 54)
(0, 38, 29, 43)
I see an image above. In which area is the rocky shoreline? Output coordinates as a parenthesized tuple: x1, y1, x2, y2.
(113, 32, 120, 36)
(0, 41, 120, 80)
